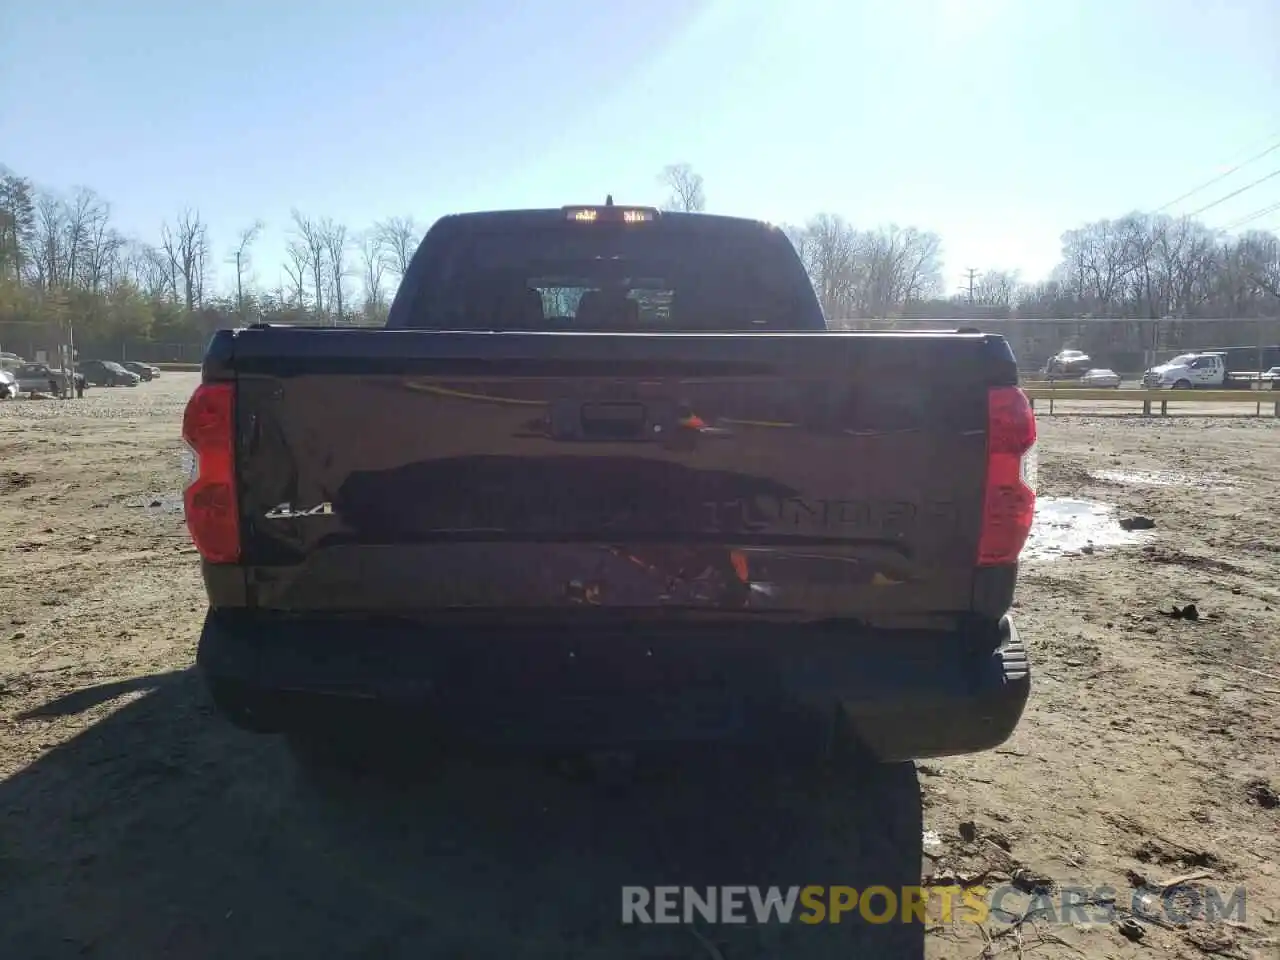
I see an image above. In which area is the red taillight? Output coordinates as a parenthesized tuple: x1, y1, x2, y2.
(182, 382, 240, 564)
(977, 386, 1037, 566)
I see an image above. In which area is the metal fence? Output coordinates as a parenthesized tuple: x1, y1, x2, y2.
(118, 342, 208, 364)
(828, 316, 1280, 376)
(8, 315, 1280, 373)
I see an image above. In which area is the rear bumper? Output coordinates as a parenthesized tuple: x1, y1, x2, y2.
(196, 611, 1031, 761)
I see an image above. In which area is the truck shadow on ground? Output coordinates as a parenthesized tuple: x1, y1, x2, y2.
(2, 670, 925, 960)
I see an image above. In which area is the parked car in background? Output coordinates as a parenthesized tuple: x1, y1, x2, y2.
(12, 362, 84, 396)
(120, 360, 159, 381)
(78, 359, 140, 387)
(0, 352, 23, 373)
(1079, 368, 1121, 388)
(0, 370, 17, 399)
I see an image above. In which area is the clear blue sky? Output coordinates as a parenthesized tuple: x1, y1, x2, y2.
(3, 0, 1278, 295)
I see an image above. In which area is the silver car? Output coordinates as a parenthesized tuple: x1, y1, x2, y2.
(1080, 368, 1121, 388)
(12, 362, 79, 396)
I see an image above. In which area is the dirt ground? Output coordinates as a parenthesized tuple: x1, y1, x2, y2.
(1, 373, 1277, 960)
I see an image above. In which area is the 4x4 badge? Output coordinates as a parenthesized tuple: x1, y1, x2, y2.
(265, 501, 334, 519)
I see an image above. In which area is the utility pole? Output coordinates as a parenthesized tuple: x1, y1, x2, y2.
(66, 318, 75, 401)
(235, 249, 245, 322)
(961, 268, 979, 304)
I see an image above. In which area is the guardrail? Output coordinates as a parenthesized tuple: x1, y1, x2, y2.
(1025, 386, 1279, 416)
(1022, 378, 1277, 390)
(152, 362, 202, 372)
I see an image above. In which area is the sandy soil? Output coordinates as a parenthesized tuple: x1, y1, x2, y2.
(1, 374, 1277, 960)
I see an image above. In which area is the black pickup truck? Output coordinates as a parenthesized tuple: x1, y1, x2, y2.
(187, 201, 1036, 764)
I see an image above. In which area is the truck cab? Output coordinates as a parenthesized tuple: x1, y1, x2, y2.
(1143, 352, 1226, 389)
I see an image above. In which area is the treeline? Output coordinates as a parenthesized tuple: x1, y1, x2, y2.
(0, 166, 428, 360)
(785, 213, 1280, 322)
(1, 160, 1277, 362)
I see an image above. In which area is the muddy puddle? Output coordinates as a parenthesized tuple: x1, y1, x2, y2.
(1090, 468, 1236, 487)
(1024, 496, 1154, 561)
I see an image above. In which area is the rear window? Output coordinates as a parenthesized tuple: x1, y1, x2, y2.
(391, 216, 825, 331)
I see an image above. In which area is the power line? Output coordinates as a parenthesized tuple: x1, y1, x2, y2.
(1184, 167, 1280, 218)
(1224, 199, 1280, 229)
(1223, 201, 1280, 230)
(1154, 136, 1280, 213)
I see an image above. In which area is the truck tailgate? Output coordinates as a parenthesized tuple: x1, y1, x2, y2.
(222, 330, 1019, 620)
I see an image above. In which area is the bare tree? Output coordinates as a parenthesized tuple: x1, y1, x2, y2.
(283, 240, 311, 308)
(62, 188, 109, 289)
(231, 220, 264, 320)
(788, 214, 860, 318)
(291, 210, 327, 317)
(786, 217, 943, 319)
(1060, 219, 1143, 314)
(33, 192, 67, 290)
(322, 220, 350, 324)
(879, 226, 943, 307)
(119, 241, 169, 298)
(1237, 230, 1280, 302)
(158, 225, 179, 300)
(657, 163, 706, 213)
(160, 210, 208, 311)
(375, 215, 419, 278)
(359, 229, 388, 321)
(972, 269, 1020, 311)
(82, 206, 124, 293)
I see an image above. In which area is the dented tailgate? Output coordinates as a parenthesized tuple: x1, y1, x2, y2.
(224, 329, 1017, 621)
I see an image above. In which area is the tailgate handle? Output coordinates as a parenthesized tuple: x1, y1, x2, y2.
(579, 402, 647, 439)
